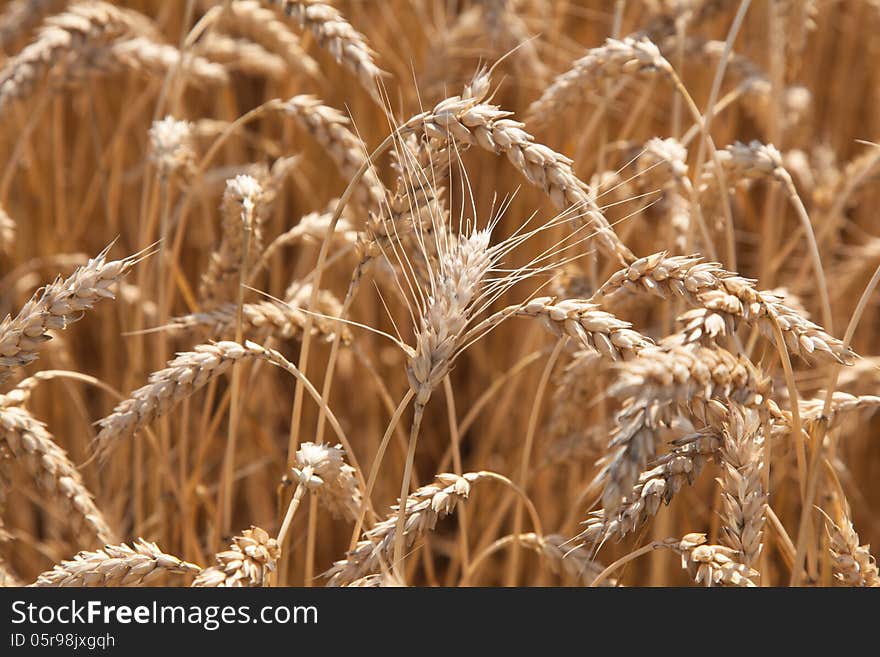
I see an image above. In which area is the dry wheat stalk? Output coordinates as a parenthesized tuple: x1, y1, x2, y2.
(281, 281, 349, 340)
(671, 38, 811, 135)
(259, 201, 357, 271)
(266, 0, 387, 100)
(780, 0, 817, 79)
(637, 137, 692, 253)
(0, 0, 152, 113)
(544, 350, 606, 467)
(380, 132, 452, 260)
(0, 404, 113, 543)
(0, 244, 137, 381)
(280, 95, 385, 209)
(192, 526, 279, 587)
(32, 539, 200, 586)
(417, 72, 634, 263)
(480, 0, 548, 80)
(291, 442, 361, 522)
(718, 404, 765, 570)
(217, 0, 319, 78)
(642, 0, 728, 39)
(527, 36, 671, 123)
(325, 472, 485, 586)
(787, 392, 880, 428)
(95, 339, 334, 457)
(594, 252, 853, 363)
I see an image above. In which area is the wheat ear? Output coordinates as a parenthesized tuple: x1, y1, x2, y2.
(266, 1, 387, 101)
(192, 526, 279, 587)
(32, 539, 200, 586)
(0, 0, 152, 113)
(0, 244, 138, 381)
(0, 405, 113, 543)
(595, 252, 853, 363)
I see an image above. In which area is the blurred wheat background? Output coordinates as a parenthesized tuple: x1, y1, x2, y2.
(0, 0, 878, 587)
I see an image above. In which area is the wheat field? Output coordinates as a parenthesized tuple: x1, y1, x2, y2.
(0, 0, 877, 588)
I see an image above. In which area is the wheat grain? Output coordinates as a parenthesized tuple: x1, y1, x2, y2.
(673, 532, 757, 587)
(824, 506, 879, 587)
(516, 296, 653, 360)
(599, 341, 767, 516)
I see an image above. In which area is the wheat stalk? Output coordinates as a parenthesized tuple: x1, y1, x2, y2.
(70, 36, 229, 87)
(170, 298, 351, 344)
(194, 32, 286, 80)
(199, 174, 263, 305)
